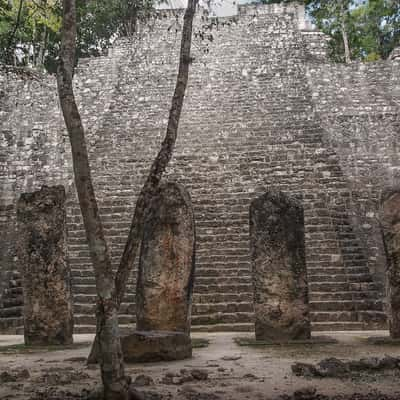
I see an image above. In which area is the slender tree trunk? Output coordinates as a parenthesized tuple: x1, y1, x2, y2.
(38, 25, 47, 66)
(88, 0, 198, 362)
(339, 3, 351, 64)
(341, 19, 351, 63)
(57, 1, 129, 399)
(58, 0, 198, 396)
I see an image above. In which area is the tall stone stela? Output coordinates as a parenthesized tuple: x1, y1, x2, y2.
(380, 188, 400, 339)
(250, 190, 310, 341)
(17, 186, 73, 345)
(136, 182, 195, 333)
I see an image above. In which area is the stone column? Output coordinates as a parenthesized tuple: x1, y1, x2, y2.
(136, 182, 195, 333)
(381, 188, 400, 338)
(17, 185, 73, 345)
(250, 190, 310, 341)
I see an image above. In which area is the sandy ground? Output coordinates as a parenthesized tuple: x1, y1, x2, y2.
(0, 331, 400, 400)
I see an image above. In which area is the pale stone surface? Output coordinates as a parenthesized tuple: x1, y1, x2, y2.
(136, 182, 195, 333)
(17, 185, 73, 345)
(121, 331, 192, 362)
(250, 190, 310, 341)
(380, 188, 400, 339)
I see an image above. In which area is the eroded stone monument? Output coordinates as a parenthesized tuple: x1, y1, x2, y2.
(122, 182, 195, 361)
(380, 188, 400, 338)
(250, 190, 310, 341)
(17, 185, 73, 345)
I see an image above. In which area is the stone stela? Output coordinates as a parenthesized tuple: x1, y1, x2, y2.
(250, 191, 310, 341)
(16, 185, 73, 346)
(380, 188, 400, 339)
(122, 182, 195, 362)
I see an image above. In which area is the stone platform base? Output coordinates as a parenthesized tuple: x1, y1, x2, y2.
(234, 336, 337, 347)
(121, 330, 192, 363)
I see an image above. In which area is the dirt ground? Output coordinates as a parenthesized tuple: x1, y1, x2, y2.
(0, 331, 400, 400)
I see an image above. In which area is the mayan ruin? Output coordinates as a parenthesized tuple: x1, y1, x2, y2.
(0, 0, 400, 399)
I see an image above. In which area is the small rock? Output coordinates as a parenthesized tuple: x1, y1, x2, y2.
(291, 362, 318, 377)
(293, 387, 317, 400)
(0, 368, 30, 383)
(243, 373, 257, 379)
(190, 369, 208, 381)
(316, 358, 349, 377)
(221, 355, 241, 361)
(0, 371, 17, 383)
(134, 375, 154, 387)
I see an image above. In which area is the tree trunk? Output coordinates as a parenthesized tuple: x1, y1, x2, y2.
(341, 20, 351, 63)
(88, 0, 198, 362)
(339, 3, 351, 64)
(57, 1, 129, 399)
(58, 0, 198, 396)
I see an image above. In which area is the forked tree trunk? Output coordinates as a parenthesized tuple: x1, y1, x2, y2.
(89, 0, 198, 363)
(57, 1, 130, 399)
(57, 0, 198, 397)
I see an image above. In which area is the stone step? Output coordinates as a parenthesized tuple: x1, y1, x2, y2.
(0, 306, 23, 318)
(191, 323, 254, 332)
(310, 300, 383, 312)
(312, 320, 386, 331)
(73, 293, 136, 303)
(2, 296, 23, 308)
(193, 292, 253, 303)
(308, 274, 373, 283)
(74, 302, 135, 315)
(192, 302, 253, 315)
(73, 324, 135, 335)
(311, 310, 387, 324)
(307, 266, 370, 275)
(191, 312, 254, 325)
(74, 314, 135, 326)
(309, 281, 378, 292)
(310, 290, 381, 302)
(73, 284, 135, 295)
(194, 283, 253, 294)
(194, 276, 252, 285)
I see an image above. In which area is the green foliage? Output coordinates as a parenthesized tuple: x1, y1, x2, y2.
(0, 0, 156, 71)
(261, 0, 399, 62)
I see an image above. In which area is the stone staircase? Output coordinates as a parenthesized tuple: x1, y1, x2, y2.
(307, 200, 386, 331)
(0, 271, 23, 333)
(0, 7, 388, 335)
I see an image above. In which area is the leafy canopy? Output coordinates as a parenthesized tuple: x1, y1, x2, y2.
(262, 0, 399, 62)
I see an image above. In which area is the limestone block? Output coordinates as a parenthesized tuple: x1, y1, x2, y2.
(250, 190, 310, 341)
(136, 182, 195, 333)
(121, 331, 192, 362)
(380, 188, 400, 338)
(17, 185, 73, 345)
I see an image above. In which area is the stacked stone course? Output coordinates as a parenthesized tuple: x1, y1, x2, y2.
(1, 3, 398, 333)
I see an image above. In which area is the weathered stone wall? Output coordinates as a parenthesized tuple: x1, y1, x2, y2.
(0, 3, 398, 332)
(0, 67, 72, 329)
(306, 59, 400, 286)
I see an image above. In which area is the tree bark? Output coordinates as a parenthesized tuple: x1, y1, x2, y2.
(57, 1, 129, 399)
(340, 3, 351, 64)
(89, 0, 198, 361)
